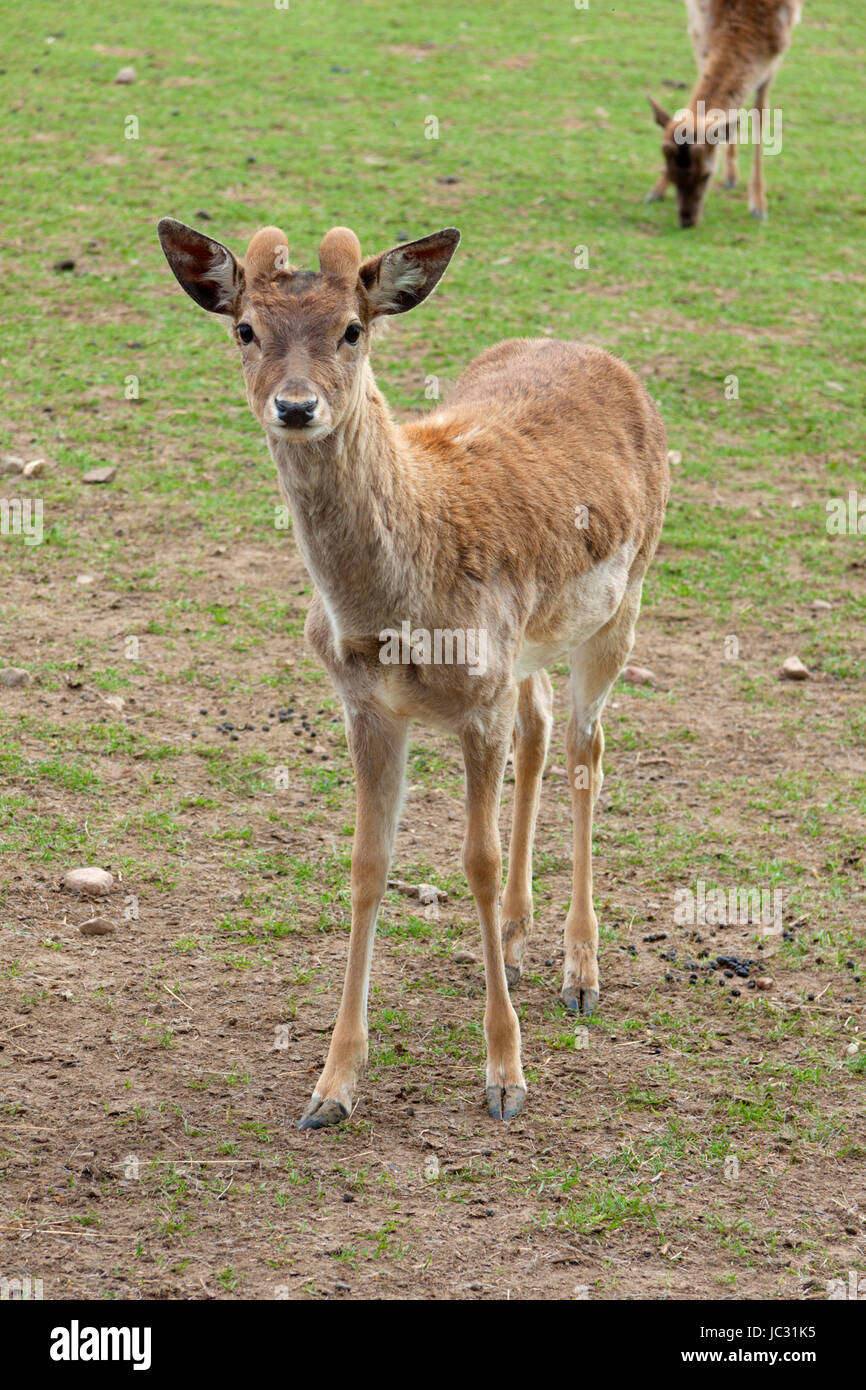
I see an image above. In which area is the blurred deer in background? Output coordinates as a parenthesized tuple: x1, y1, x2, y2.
(648, 0, 803, 225)
(158, 216, 669, 1127)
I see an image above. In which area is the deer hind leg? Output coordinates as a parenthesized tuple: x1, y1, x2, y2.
(749, 78, 771, 219)
(298, 709, 408, 1129)
(562, 586, 642, 1016)
(501, 670, 553, 988)
(461, 704, 526, 1121)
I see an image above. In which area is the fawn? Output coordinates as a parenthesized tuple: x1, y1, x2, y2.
(157, 217, 669, 1126)
(648, 0, 803, 226)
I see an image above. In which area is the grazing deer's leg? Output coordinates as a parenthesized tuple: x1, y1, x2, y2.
(298, 710, 408, 1129)
(645, 169, 670, 203)
(461, 708, 526, 1120)
(749, 78, 771, 219)
(501, 670, 553, 987)
(724, 139, 738, 188)
(562, 588, 642, 1016)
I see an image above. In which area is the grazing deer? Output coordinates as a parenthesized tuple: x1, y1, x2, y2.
(157, 216, 669, 1127)
(647, 0, 803, 225)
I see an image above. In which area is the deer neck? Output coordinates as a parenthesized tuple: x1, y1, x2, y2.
(692, 46, 760, 115)
(268, 363, 424, 642)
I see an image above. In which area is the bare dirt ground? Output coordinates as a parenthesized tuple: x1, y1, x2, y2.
(1, 459, 864, 1301)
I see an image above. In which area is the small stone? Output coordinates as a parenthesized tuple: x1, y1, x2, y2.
(80, 917, 116, 936)
(1, 455, 25, 474)
(623, 664, 655, 686)
(113, 65, 136, 84)
(845, 1041, 859, 1056)
(453, 950, 476, 965)
(22, 459, 47, 477)
(388, 879, 447, 905)
(667, 450, 682, 466)
(102, 694, 124, 712)
(780, 656, 809, 681)
(75, 574, 95, 586)
(811, 599, 832, 612)
(62, 867, 114, 897)
(82, 467, 116, 485)
(0, 667, 31, 688)
(755, 976, 774, 990)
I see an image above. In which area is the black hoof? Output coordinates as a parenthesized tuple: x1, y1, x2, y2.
(486, 1084, 526, 1121)
(561, 984, 599, 1017)
(297, 1097, 349, 1130)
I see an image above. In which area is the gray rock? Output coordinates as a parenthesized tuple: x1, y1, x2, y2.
(0, 667, 31, 688)
(62, 867, 114, 896)
(80, 917, 116, 936)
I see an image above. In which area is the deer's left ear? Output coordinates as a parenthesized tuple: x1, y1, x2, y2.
(649, 96, 671, 130)
(359, 229, 460, 317)
(157, 218, 243, 315)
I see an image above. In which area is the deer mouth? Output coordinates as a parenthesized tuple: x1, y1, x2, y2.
(267, 417, 332, 442)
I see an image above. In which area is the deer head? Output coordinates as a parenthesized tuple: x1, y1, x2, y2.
(649, 98, 732, 227)
(157, 219, 460, 441)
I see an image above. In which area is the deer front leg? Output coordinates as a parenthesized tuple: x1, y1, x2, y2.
(645, 169, 670, 203)
(723, 139, 738, 188)
(461, 712, 526, 1121)
(749, 79, 770, 219)
(298, 710, 408, 1129)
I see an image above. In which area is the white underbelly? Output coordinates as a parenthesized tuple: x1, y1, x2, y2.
(513, 542, 636, 681)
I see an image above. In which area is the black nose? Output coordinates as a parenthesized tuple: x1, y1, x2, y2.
(274, 396, 318, 428)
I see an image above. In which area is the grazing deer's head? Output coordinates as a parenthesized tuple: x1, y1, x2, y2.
(649, 98, 731, 227)
(157, 219, 460, 440)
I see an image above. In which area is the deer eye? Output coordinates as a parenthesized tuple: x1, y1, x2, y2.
(237, 323, 254, 344)
(342, 322, 362, 346)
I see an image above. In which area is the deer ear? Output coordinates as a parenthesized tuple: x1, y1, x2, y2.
(649, 96, 671, 130)
(359, 229, 460, 317)
(157, 218, 242, 315)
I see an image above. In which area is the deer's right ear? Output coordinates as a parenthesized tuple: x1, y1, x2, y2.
(649, 97, 671, 130)
(157, 218, 242, 315)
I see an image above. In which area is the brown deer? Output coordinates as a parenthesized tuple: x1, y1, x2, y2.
(157, 217, 669, 1127)
(647, 0, 803, 226)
